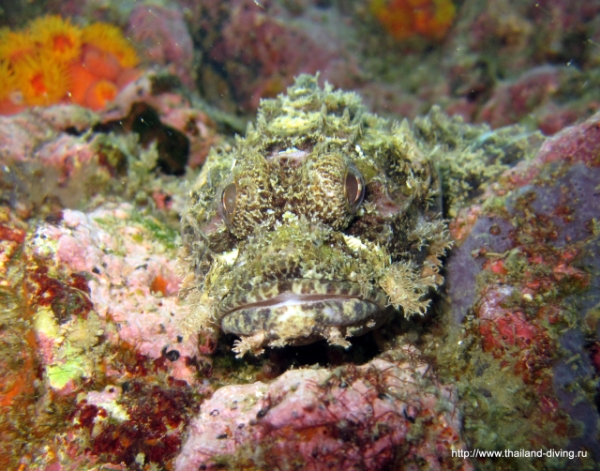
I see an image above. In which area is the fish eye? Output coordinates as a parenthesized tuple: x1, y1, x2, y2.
(220, 182, 238, 224)
(344, 166, 365, 212)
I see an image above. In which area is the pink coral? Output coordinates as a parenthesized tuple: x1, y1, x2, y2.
(479, 111, 600, 195)
(176, 347, 471, 471)
(126, 5, 195, 87)
(193, 0, 359, 112)
(26, 204, 201, 385)
(478, 66, 561, 129)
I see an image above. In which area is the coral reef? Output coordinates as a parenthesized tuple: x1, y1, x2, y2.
(1, 201, 211, 469)
(176, 346, 470, 470)
(126, 5, 195, 88)
(1, 0, 600, 468)
(14, 202, 207, 466)
(185, 0, 362, 113)
(0, 70, 219, 218)
(26, 203, 198, 389)
(0, 15, 140, 114)
(160, 0, 600, 135)
(437, 111, 600, 468)
(440, 0, 600, 131)
(31, 0, 599, 134)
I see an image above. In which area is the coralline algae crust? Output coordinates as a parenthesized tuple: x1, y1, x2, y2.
(175, 346, 469, 471)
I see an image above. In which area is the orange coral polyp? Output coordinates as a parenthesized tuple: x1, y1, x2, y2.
(85, 79, 118, 110)
(15, 55, 69, 106)
(66, 63, 99, 105)
(0, 61, 24, 115)
(0, 61, 15, 101)
(371, 0, 455, 41)
(53, 34, 76, 54)
(82, 45, 122, 81)
(0, 29, 36, 63)
(82, 23, 139, 68)
(0, 15, 140, 114)
(31, 73, 47, 96)
(29, 15, 82, 63)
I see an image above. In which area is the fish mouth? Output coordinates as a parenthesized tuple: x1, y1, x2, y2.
(219, 279, 391, 346)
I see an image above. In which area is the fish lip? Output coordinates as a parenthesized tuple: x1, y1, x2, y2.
(222, 291, 373, 317)
(218, 279, 387, 318)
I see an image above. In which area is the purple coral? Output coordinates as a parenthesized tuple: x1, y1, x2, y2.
(445, 111, 600, 462)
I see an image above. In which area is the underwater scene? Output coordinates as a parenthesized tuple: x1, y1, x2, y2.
(0, 0, 600, 469)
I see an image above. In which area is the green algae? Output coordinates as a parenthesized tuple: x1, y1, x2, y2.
(130, 213, 179, 251)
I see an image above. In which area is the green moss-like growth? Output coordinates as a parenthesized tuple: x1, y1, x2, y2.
(180, 75, 456, 356)
(413, 106, 544, 217)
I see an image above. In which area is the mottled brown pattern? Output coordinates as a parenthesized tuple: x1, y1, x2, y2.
(179, 75, 451, 357)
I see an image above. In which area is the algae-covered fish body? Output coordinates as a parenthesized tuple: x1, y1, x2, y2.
(179, 75, 451, 357)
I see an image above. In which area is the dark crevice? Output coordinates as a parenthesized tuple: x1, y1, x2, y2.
(92, 102, 190, 175)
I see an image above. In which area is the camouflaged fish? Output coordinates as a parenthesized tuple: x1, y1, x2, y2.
(179, 75, 451, 357)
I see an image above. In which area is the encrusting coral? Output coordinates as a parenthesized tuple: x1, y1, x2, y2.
(0, 15, 139, 114)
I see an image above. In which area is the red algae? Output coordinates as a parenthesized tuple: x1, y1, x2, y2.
(71, 381, 199, 469)
(442, 112, 600, 466)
